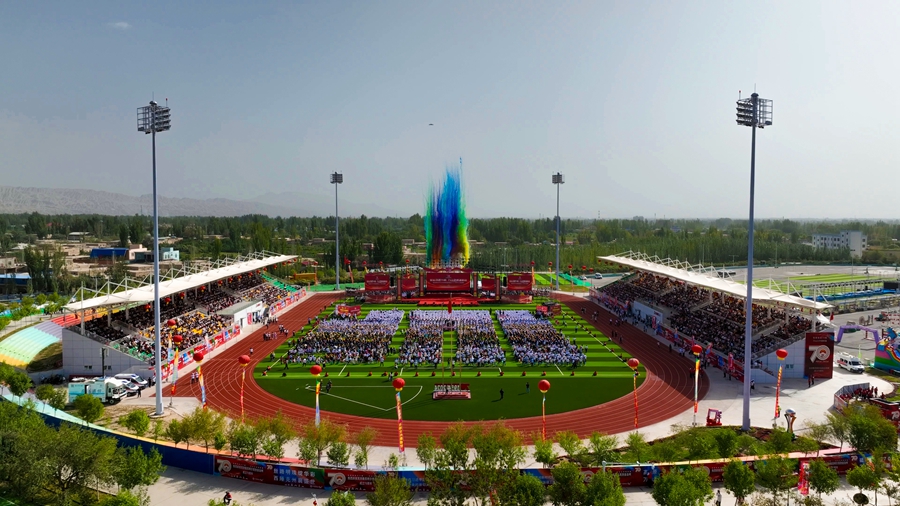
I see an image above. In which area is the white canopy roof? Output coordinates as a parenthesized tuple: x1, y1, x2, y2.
(65, 255, 297, 312)
(599, 254, 831, 312)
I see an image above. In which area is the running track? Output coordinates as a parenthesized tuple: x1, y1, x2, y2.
(174, 293, 708, 447)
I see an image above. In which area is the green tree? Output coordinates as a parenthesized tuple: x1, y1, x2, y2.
(556, 430, 590, 466)
(152, 419, 166, 442)
(365, 474, 414, 506)
(185, 408, 228, 453)
(498, 473, 545, 506)
(73, 393, 104, 423)
(533, 433, 558, 468)
(806, 459, 840, 499)
(227, 419, 264, 457)
(256, 410, 295, 460)
(326, 490, 357, 506)
(624, 431, 650, 463)
(804, 422, 832, 457)
(119, 225, 131, 247)
(47, 423, 119, 503)
(587, 432, 619, 466)
(825, 411, 851, 452)
(847, 404, 898, 454)
(298, 418, 346, 466)
(755, 456, 798, 505)
(548, 461, 586, 506)
(353, 426, 378, 470)
(372, 231, 403, 264)
(114, 447, 165, 491)
(6, 370, 32, 397)
(712, 429, 739, 459)
(416, 432, 438, 470)
(722, 459, 755, 506)
(327, 441, 351, 468)
(585, 469, 626, 506)
(651, 467, 713, 506)
(118, 409, 151, 437)
(424, 422, 474, 506)
(166, 419, 191, 448)
(469, 422, 527, 506)
(847, 464, 878, 502)
(100, 489, 149, 506)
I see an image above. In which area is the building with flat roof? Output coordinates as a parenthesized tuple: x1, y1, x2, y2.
(812, 230, 867, 258)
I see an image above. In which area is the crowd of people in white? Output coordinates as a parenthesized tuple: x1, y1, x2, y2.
(286, 310, 403, 365)
(499, 310, 587, 366)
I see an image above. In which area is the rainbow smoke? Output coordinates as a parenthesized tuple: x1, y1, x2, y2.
(424, 168, 470, 266)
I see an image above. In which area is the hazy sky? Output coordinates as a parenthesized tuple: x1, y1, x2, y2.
(2, 1, 899, 219)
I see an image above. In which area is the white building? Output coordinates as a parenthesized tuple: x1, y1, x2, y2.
(812, 230, 867, 258)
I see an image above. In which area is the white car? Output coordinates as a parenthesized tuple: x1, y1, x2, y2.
(593, 273, 604, 279)
(578, 275, 588, 281)
(114, 374, 148, 388)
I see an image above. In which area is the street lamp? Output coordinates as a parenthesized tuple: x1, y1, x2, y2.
(552, 173, 564, 290)
(331, 172, 343, 290)
(736, 91, 773, 431)
(137, 99, 171, 417)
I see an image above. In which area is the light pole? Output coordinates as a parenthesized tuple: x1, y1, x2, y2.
(137, 99, 172, 417)
(552, 173, 564, 290)
(331, 172, 343, 290)
(736, 91, 773, 431)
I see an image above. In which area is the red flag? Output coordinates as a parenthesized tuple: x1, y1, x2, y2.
(830, 312, 834, 321)
(448, 299, 453, 314)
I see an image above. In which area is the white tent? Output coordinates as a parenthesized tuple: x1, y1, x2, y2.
(65, 254, 297, 312)
(598, 254, 831, 312)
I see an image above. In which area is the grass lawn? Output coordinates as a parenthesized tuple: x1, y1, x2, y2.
(255, 301, 642, 421)
(788, 274, 882, 284)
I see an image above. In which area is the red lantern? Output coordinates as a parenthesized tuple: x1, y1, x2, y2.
(581, 265, 586, 270)
(238, 355, 251, 367)
(345, 258, 351, 265)
(567, 264, 573, 270)
(548, 262, 553, 267)
(538, 379, 551, 393)
(531, 261, 535, 266)
(193, 351, 204, 363)
(405, 259, 409, 264)
(362, 261, 367, 266)
(173, 335, 183, 345)
(776, 349, 788, 360)
(310, 365, 322, 376)
(392, 377, 405, 391)
(691, 344, 703, 356)
(627, 358, 640, 370)
(589, 268, 594, 272)
(166, 319, 177, 327)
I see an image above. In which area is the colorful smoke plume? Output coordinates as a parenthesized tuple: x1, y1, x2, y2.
(424, 168, 470, 266)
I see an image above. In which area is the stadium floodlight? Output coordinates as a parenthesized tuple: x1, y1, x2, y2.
(735, 92, 772, 432)
(331, 172, 343, 290)
(137, 99, 172, 417)
(552, 173, 564, 290)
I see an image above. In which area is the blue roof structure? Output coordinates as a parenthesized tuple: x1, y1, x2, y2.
(90, 248, 129, 259)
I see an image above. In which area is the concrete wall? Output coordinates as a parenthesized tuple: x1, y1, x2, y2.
(61, 327, 150, 379)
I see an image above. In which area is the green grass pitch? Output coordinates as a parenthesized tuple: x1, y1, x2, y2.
(254, 301, 643, 421)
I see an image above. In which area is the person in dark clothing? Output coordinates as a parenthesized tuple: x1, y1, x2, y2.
(499, 388, 504, 400)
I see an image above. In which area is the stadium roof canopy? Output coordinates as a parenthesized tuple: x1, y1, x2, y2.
(599, 251, 831, 312)
(65, 253, 297, 312)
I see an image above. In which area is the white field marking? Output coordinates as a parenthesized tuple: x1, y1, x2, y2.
(338, 364, 347, 375)
(555, 364, 564, 376)
(302, 385, 423, 411)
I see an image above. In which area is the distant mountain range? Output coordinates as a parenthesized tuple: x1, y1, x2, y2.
(0, 186, 407, 217)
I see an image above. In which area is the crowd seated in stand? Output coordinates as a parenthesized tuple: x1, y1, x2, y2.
(498, 310, 586, 366)
(599, 272, 813, 362)
(287, 309, 404, 365)
(705, 294, 784, 329)
(83, 317, 127, 343)
(657, 283, 708, 312)
(242, 284, 290, 306)
(451, 311, 504, 366)
(226, 275, 264, 293)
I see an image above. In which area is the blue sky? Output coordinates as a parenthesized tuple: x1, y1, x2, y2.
(2, 1, 899, 218)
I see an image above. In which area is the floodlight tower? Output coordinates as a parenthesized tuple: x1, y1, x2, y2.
(137, 100, 172, 417)
(331, 172, 343, 290)
(736, 92, 773, 431)
(552, 173, 564, 290)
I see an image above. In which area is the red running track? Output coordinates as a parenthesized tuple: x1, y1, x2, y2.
(174, 293, 709, 447)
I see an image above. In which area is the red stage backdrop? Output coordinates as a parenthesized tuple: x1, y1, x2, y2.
(507, 273, 533, 291)
(425, 269, 471, 292)
(481, 276, 497, 291)
(805, 331, 835, 379)
(336, 305, 361, 317)
(364, 273, 391, 291)
(401, 276, 418, 292)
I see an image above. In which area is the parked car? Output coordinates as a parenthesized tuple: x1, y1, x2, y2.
(114, 374, 148, 388)
(117, 380, 141, 395)
(593, 273, 604, 279)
